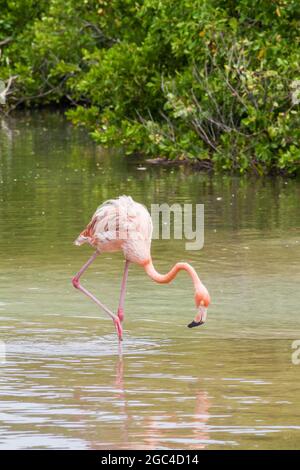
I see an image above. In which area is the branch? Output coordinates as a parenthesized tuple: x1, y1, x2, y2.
(80, 21, 119, 46)
(8, 75, 68, 111)
(191, 118, 219, 152)
(0, 37, 13, 47)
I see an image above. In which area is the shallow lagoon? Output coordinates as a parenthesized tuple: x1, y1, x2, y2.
(0, 111, 299, 449)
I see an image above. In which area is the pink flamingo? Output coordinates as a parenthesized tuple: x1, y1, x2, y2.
(72, 196, 211, 341)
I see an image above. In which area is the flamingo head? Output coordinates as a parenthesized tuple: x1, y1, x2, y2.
(188, 285, 211, 328)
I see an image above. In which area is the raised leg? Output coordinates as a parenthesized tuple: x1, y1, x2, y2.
(117, 260, 129, 322)
(72, 251, 123, 341)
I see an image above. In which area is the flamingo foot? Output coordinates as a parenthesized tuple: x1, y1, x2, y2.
(117, 307, 124, 322)
(114, 318, 123, 341)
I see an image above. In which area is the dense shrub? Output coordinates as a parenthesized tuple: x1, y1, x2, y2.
(0, 0, 300, 174)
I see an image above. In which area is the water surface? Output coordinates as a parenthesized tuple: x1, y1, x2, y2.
(0, 111, 299, 449)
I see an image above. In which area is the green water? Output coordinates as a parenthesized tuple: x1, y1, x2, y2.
(0, 111, 300, 449)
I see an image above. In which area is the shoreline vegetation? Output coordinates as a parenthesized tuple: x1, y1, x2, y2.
(0, 0, 300, 175)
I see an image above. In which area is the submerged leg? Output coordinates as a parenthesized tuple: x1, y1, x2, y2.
(72, 251, 123, 341)
(117, 260, 129, 322)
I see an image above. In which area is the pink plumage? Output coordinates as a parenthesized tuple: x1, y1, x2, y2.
(75, 196, 153, 265)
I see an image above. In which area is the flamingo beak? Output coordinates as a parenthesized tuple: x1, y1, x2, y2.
(187, 305, 207, 328)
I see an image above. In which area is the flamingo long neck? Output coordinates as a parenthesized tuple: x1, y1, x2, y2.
(144, 259, 202, 292)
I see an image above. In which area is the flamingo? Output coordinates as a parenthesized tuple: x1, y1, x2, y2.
(72, 196, 211, 341)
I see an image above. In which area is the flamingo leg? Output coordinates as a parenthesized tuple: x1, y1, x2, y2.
(72, 251, 123, 341)
(117, 260, 129, 322)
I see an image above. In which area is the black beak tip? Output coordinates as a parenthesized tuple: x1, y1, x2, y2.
(187, 320, 204, 328)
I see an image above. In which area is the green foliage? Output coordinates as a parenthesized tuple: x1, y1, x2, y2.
(1, 0, 300, 174)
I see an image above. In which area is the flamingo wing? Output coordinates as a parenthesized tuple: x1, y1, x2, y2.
(74, 196, 152, 254)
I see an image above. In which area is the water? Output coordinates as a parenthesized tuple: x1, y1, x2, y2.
(0, 110, 299, 449)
